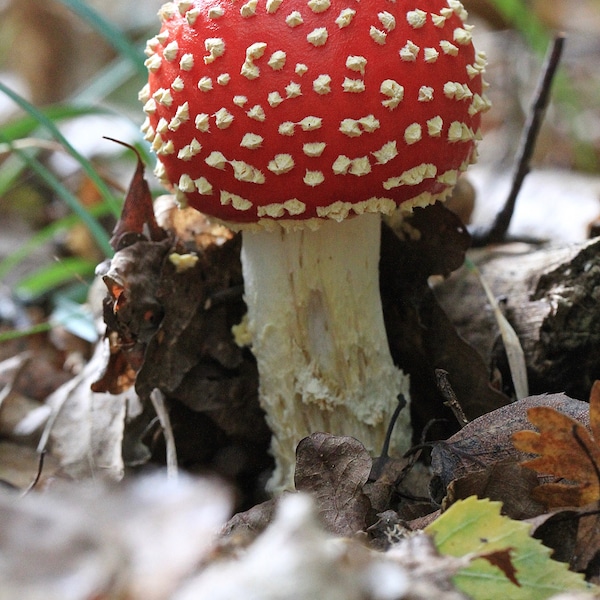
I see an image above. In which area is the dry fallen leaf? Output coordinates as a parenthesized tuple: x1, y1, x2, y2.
(294, 433, 372, 537)
(431, 393, 591, 503)
(512, 381, 600, 508)
(93, 152, 270, 494)
(442, 460, 544, 520)
(219, 497, 279, 550)
(41, 339, 142, 480)
(93, 143, 171, 394)
(179, 494, 394, 600)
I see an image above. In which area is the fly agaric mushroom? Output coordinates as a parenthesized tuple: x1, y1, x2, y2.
(140, 0, 490, 491)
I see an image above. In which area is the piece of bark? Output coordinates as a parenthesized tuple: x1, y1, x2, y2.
(434, 238, 600, 401)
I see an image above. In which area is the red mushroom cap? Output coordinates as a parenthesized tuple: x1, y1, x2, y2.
(141, 0, 490, 225)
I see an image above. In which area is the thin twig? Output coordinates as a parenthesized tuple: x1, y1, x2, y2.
(369, 393, 407, 481)
(435, 369, 469, 427)
(380, 393, 407, 460)
(475, 33, 566, 246)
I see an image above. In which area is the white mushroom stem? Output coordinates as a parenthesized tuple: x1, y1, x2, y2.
(240, 213, 411, 492)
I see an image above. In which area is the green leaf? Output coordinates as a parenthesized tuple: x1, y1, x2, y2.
(425, 496, 592, 600)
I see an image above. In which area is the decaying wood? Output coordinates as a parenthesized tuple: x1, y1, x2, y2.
(434, 238, 600, 401)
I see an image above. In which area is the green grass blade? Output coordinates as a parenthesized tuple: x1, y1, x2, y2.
(0, 135, 113, 258)
(0, 105, 110, 141)
(0, 322, 53, 343)
(14, 256, 98, 301)
(56, 0, 146, 77)
(73, 56, 141, 105)
(0, 202, 112, 282)
(0, 80, 121, 217)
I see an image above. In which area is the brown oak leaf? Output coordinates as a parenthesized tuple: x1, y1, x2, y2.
(512, 381, 600, 508)
(294, 433, 372, 537)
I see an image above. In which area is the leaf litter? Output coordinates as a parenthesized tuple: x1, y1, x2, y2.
(513, 381, 600, 509)
(2, 147, 600, 599)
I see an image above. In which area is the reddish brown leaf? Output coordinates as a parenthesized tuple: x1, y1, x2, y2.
(512, 383, 600, 508)
(590, 380, 600, 444)
(532, 481, 594, 508)
(90, 346, 137, 395)
(105, 138, 166, 250)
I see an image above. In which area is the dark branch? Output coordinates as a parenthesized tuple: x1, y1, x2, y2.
(474, 33, 566, 247)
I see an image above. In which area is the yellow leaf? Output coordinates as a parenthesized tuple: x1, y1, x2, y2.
(426, 496, 591, 600)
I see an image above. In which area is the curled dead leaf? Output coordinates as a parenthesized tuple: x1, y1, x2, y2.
(104, 138, 166, 250)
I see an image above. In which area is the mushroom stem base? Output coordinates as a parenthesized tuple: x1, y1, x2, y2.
(241, 213, 411, 493)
